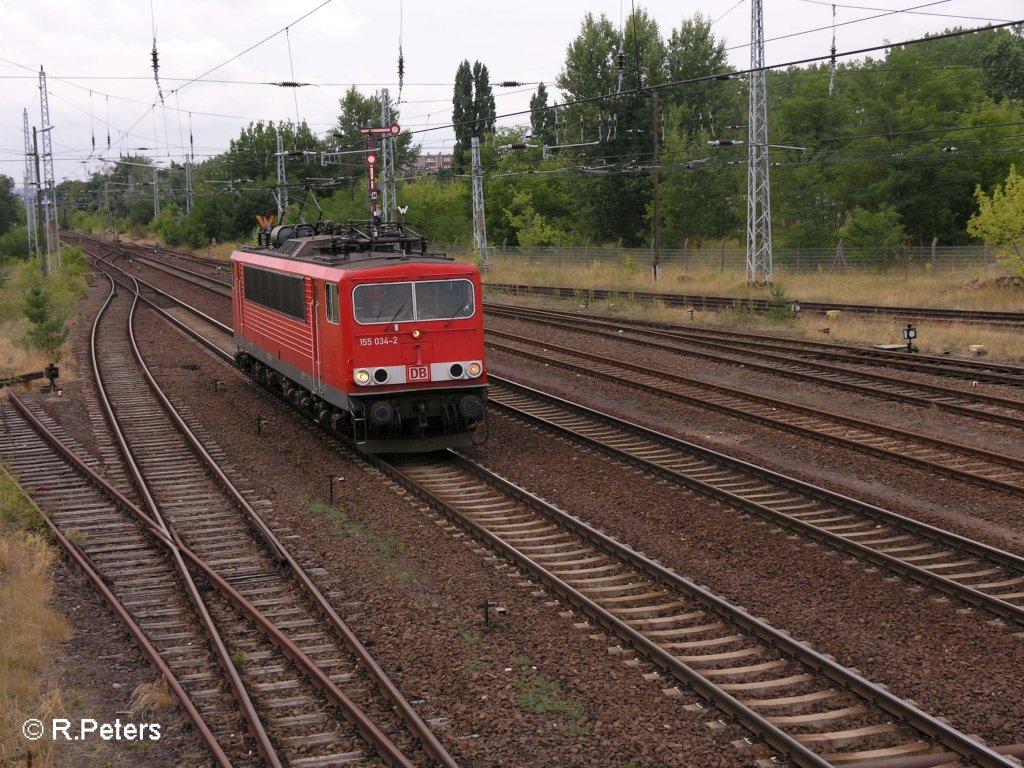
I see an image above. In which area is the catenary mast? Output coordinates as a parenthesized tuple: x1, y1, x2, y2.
(746, 0, 772, 284)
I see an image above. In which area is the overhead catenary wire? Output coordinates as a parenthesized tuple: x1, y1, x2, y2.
(285, 27, 302, 133)
(12, 8, 1022, 185)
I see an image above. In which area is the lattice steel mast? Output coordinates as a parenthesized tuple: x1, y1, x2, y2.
(471, 136, 488, 268)
(276, 133, 288, 221)
(380, 88, 397, 223)
(39, 66, 61, 275)
(746, 0, 772, 284)
(23, 109, 39, 262)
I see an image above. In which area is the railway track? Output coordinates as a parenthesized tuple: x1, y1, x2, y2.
(486, 376, 1024, 626)
(0, 395, 237, 765)
(485, 302, 1024, 387)
(485, 329, 1024, 497)
(485, 305, 1024, 428)
(83, 251, 1024, 620)
(2, 269, 457, 767)
(486, 283, 1024, 328)
(371, 450, 1019, 768)
(62, 236, 1024, 765)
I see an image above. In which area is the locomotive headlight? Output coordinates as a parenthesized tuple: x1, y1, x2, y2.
(354, 369, 371, 385)
(411, 328, 422, 339)
(467, 361, 483, 378)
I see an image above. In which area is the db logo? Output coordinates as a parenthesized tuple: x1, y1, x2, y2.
(407, 365, 430, 381)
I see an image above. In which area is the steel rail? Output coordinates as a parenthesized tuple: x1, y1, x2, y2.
(486, 331, 1024, 496)
(485, 301, 1024, 386)
(2, 395, 233, 767)
(485, 304, 1024, 423)
(486, 283, 1024, 326)
(486, 375, 1024, 626)
(19, 326, 419, 767)
(120, 271, 459, 768)
(370, 450, 1019, 768)
(86, 251, 457, 767)
(91, 273, 283, 767)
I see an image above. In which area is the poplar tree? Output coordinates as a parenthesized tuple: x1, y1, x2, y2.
(452, 60, 495, 173)
(529, 83, 556, 146)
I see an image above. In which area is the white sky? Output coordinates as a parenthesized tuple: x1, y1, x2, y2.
(2, 0, 1021, 184)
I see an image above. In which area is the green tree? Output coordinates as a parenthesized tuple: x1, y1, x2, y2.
(841, 206, 907, 265)
(472, 62, 496, 135)
(332, 87, 417, 171)
(978, 28, 1024, 103)
(503, 190, 569, 247)
(452, 60, 495, 173)
(556, 9, 666, 245)
(20, 278, 68, 361)
(0, 227, 30, 262)
(0, 174, 23, 235)
(665, 13, 732, 138)
(530, 83, 556, 146)
(967, 164, 1024, 276)
(452, 60, 474, 173)
(227, 119, 321, 183)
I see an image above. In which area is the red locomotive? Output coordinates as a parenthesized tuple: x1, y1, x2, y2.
(231, 221, 487, 452)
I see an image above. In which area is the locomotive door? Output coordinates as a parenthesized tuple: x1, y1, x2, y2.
(308, 277, 321, 393)
(317, 280, 343, 396)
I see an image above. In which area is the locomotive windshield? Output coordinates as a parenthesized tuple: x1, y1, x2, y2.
(353, 279, 474, 324)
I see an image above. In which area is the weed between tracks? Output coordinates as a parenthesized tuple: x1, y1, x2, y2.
(511, 656, 589, 732)
(313, 502, 413, 584)
(0, 470, 69, 767)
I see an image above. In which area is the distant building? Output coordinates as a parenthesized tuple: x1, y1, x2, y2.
(414, 153, 453, 174)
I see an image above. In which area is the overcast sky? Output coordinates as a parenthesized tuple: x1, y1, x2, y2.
(3, 0, 1021, 185)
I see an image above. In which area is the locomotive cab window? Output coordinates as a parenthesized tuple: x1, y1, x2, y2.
(354, 282, 414, 324)
(354, 280, 474, 325)
(414, 279, 475, 321)
(325, 282, 340, 324)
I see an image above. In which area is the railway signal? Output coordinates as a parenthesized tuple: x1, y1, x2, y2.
(903, 323, 918, 353)
(359, 124, 401, 136)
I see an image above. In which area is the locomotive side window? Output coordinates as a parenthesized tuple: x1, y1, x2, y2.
(242, 265, 306, 321)
(325, 282, 340, 324)
(354, 283, 414, 324)
(414, 279, 474, 321)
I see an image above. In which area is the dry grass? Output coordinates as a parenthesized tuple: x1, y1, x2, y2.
(128, 677, 177, 719)
(0, 472, 70, 766)
(0, 318, 47, 380)
(485, 257, 1024, 362)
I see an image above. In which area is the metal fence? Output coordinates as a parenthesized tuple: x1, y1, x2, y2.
(449, 244, 1001, 273)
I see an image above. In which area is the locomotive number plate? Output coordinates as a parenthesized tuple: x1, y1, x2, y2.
(358, 336, 399, 346)
(407, 365, 430, 381)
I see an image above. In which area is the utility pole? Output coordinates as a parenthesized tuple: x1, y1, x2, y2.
(23, 109, 39, 262)
(153, 166, 160, 219)
(651, 90, 661, 282)
(747, 0, 773, 284)
(33, 129, 47, 274)
(380, 88, 398, 223)
(39, 66, 61, 275)
(276, 133, 288, 221)
(185, 157, 194, 215)
(471, 136, 488, 268)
